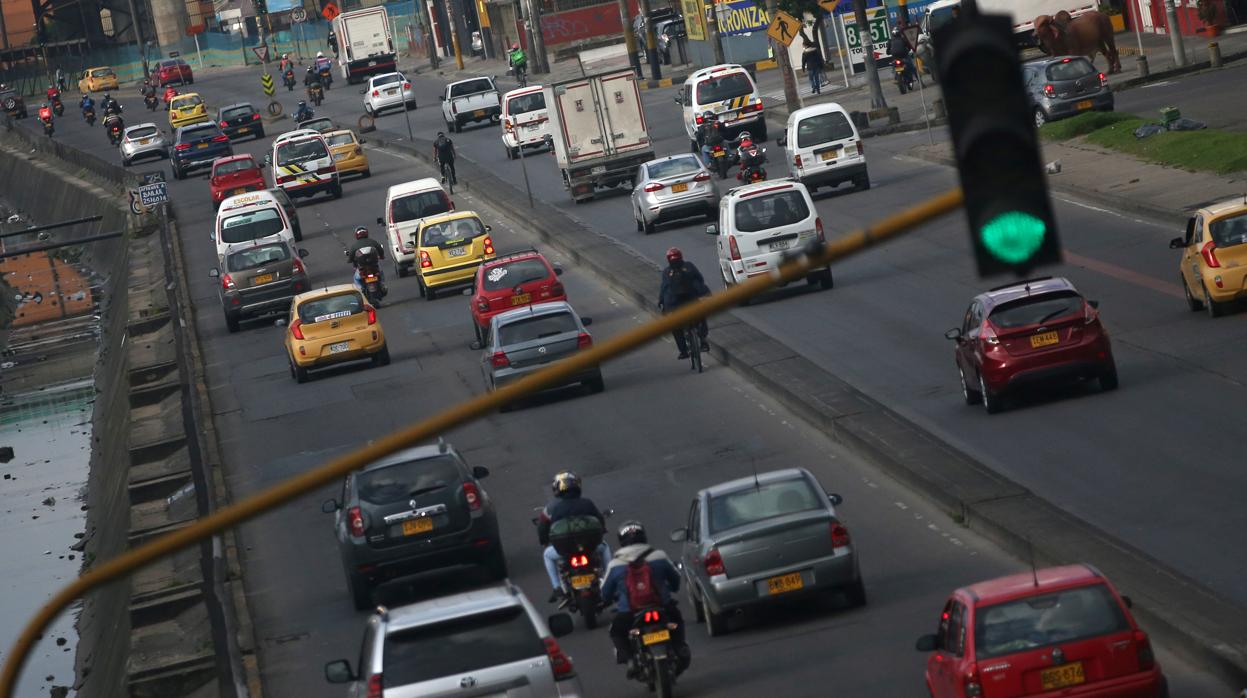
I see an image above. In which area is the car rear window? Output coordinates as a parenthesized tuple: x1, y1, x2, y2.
(421, 217, 485, 247)
(988, 291, 1082, 329)
(733, 190, 811, 233)
(975, 583, 1129, 659)
(382, 606, 544, 686)
(220, 207, 284, 244)
(175, 95, 203, 107)
(707, 478, 822, 533)
(276, 139, 328, 166)
(180, 126, 218, 142)
(297, 292, 364, 324)
(483, 258, 550, 291)
(127, 126, 159, 139)
(507, 92, 546, 115)
(222, 106, 253, 120)
(391, 191, 450, 223)
(298, 119, 335, 133)
(214, 158, 256, 176)
(451, 78, 494, 97)
(325, 132, 355, 147)
(1046, 58, 1095, 81)
(796, 111, 855, 148)
(1209, 212, 1247, 248)
(498, 311, 577, 345)
(373, 74, 402, 87)
(226, 242, 290, 272)
(356, 455, 462, 506)
(696, 72, 752, 104)
(647, 157, 701, 180)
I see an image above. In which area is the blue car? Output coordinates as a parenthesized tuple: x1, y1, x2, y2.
(170, 122, 233, 180)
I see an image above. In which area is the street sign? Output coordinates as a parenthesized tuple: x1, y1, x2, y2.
(681, 0, 707, 40)
(141, 171, 166, 185)
(817, 0, 840, 14)
(322, 2, 340, 21)
(261, 73, 275, 96)
(718, 0, 771, 37)
(842, 7, 890, 73)
(138, 182, 169, 207)
(168, 51, 181, 58)
(902, 24, 920, 48)
(291, 7, 307, 22)
(252, 45, 270, 63)
(767, 9, 801, 47)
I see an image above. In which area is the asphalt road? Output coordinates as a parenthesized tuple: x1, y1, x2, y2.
(26, 68, 1234, 696)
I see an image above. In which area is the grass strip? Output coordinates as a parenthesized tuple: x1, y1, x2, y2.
(1040, 111, 1247, 174)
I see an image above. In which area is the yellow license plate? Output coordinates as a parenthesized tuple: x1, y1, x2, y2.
(1040, 662, 1085, 690)
(402, 518, 434, 536)
(1076, 100, 1094, 110)
(766, 572, 804, 595)
(510, 292, 531, 306)
(1030, 330, 1059, 348)
(140, 138, 152, 145)
(671, 182, 689, 193)
(712, 150, 725, 157)
(233, 188, 247, 195)
(474, 109, 486, 117)
(642, 629, 671, 646)
(239, 127, 249, 133)
(820, 149, 840, 161)
(197, 142, 209, 149)
(570, 574, 595, 590)
(251, 273, 274, 285)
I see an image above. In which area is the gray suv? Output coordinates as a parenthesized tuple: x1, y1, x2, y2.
(473, 301, 604, 402)
(1023, 55, 1114, 128)
(209, 240, 309, 333)
(321, 442, 505, 610)
(325, 584, 583, 696)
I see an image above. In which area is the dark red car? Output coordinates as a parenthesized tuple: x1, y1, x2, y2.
(469, 249, 565, 343)
(917, 564, 1167, 698)
(155, 58, 193, 87)
(210, 155, 266, 208)
(945, 276, 1116, 413)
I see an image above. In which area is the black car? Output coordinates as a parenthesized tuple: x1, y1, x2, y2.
(170, 123, 233, 180)
(1, 87, 27, 119)
(216, 102, 265, 142)
(322, 442, 504, 610)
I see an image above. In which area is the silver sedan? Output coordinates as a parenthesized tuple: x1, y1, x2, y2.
(630, 153, 719, 235)
(119, 123, 168, 166)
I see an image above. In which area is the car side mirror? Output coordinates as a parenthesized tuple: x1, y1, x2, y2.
(484, 225, 492, 232)
(1088, 299, 1099, 309)
(669, 528, 687, 542)
(827, 492, 843, 506)
(777, 135, 787, 147)
(359, 137, 367, 144)
(554, 266, 564, 276)
(1121, 594, 1133, 608)
(673, 96, 682, 105)
(324, 659, 355, 684)
(581, 317, 593, 326)
(208, 268, 220, 278)
(438, 95, 445, 102)
(915, 634, 939, 652)
(548, 613, 574, 638)
(1168, 237, 1186, 249)
(944, 327, 962, 341)
(472, 465, 490, 479)
(470, 340, 484, 350)
(320, 498, 340, 513)
(705, 224, 718, 235)
(298, 248, 309, 258)
(376, 217, 384, 225)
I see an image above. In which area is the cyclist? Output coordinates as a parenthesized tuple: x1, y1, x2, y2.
(433, 131, 457, 186)
(658, 247, 709, 360)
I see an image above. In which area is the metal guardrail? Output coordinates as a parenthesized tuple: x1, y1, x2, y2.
(2, 114, 137, 188)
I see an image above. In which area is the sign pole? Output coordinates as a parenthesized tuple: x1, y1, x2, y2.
(835, 13, 850, 86)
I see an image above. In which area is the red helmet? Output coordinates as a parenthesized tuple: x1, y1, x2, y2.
(666, 247, 683, 263)
(354, 226, 369, 240)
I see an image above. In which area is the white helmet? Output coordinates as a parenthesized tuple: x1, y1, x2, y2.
(317, 51, 324, 58)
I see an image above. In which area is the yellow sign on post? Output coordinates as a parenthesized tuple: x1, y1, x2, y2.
(767, 9, 801, 47)
(817, 0, 840, 13)
(476, 0, 491, 28)
(682, 0, 707, 41)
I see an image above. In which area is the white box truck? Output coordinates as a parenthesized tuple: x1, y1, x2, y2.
(543, 69, 654, 203)
(333, 7, 397, 84)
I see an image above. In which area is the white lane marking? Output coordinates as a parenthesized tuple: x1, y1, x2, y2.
(1054, 195, 1170, 230)
(1140, 80, 1173, 88)
(894, 501, 909, 510)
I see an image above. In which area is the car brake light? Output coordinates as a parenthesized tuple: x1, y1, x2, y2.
(1201, 240, 1220, 268)
(220, 273, 236, 290)
(490, 351, 510, 368)
(856, 141, 864, 156)
(1043, 84, 1055, 97)
(703, 547, 725, 575)
(483, 236, 495, 255)
(218, 120, 228, 129)
(963, 663, 982, 696)
(347, 506, 365, 537)
(794, 153, 802, 169)
(252, 113, 261, 121)
(644, 182, 664, 192)
(1134, 630, 1155, 670)
(366, 306, 377, 325)
(212, 135, 229, 143)
(693, 172, 710, 182)
(979, 322, 1000, 346)
(463, 482, 481, 511)
(831, 522, 851, 549)
(577, 333, 592, 350)
(291, 257, 305, 275)
(402, 82, 411, 89)
(1098, 72, 1108, 86)
(815, 217, 824, 242)
(365, 672, 382, 698)
(420, 250, 433, 268)
(568, 553, 589, 568)
(550, 281, 564, 297)
(746, 101, 763, 112)
(643, 609, 662, 623)
(544, 637, 575, 680)
(175, 143, 191, 151)
(1083, 300, 1098, 325)
(728, 235, 741, 261)
(290, 318, 305, 340)
(372, 89, 379, 97)
(695, 114, 704, 125)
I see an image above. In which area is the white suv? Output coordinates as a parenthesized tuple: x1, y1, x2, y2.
(706, 179, 833, 290)
(676, 64, 766, 150)
(363, 72, 416, 117)
(781, 103, 869, 193)
(324, 584, 584, 697)
(268, 130, 341, 201)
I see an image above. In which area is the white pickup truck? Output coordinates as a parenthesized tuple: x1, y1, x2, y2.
(440, 77, 502, 133)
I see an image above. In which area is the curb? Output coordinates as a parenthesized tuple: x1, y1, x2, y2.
(1116, 48, 1247, 91)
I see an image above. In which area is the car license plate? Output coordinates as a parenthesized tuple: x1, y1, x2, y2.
(766, 571, 804, 595)
(140, 138, 152, 145)
(387, 88, 397, 95)
(511, 292, 531, 306)
(769, 239, 795, 252)
(239, 127, 249, 133)
(196, 142, 209, 149)
(251, 273, 274, 285)
(642, 629, 671, 646)
(1076, 100, 1094, 110)
(233, 188, 247, 195)
(570, 574, 595, 590)
(448, 246, 468, 257)
(671, 182, 689, 193)
(474, 109, 486, 117)
(526, 122, 540, 130)
(712, 150, 725, 158)
(1040, 662, 1085, 690)
(401, 518, 434, 536)
(820, 148, 840, 161)
(329, 341, 351, 354)
(1030, 330, 1059, 348)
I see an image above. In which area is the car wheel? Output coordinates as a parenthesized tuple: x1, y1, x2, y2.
(844, 577, 867, 607)
(855, 174, 871, 191)
(425, 283, 437, 301)
(361, 168, 371, 178)
(634, 208, 642, 232)
(583, 371, 605, 394)
(224, 312, 240, 334)
(702, 596, 727, 637)
(960, 367, 981, 405)
(347, 573, 374, 610)
(690, 139, 699, 154)
(1202, 282, 1226, 317)
(451, 119, 461, 133)
(332, 182, 343, 199)
(504, 145, 513, 160)
(579, 596, 599, 629)
(292, 360, 309, 384)
(254, 127, 265, 139)
(1099, 364, 1119, 391)
(980, 374, 1003, 414)
(121, 157, 130, 167)
(372, 343, 391, 367)
(689, 587, 705, 623)
(1182, 275, 1204, 311)
(485, 546, 508, 580)
(1033, 108, 1047, 128)
(395, 260, 408, 278)
(755, 123, 767, 141)
(473, 323, 485, 345)
(815, 268, 833, 290)
(642, 217, 656, 235)
(364, 103, 374, 117)
(171, 166, 182, 180)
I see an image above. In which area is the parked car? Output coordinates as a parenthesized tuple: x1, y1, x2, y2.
(362, 71, 416, 116)
(155, 58, 194, 87)
(170, 122, 232, 180)
(1, 86, 27, 119)
(284, 284, 389, 382)
(469, 248, 565, 343)
(916, 564, 1167, 698)
(321, 441, 504, 609)
(631, 153, 718, 235)
(656, 18, 686, 64)
(215, 102, 264, 141)
(1169, 195, 1247, 317)
(209, 154, 267, 208)
(474, 301, 603, 405)
(780, 102, 869, 193)
(119, 123, 168, 167)
(323, 584, 582, 695)
(634, 7, 679, 55)
(210, 240, 309, 333)
(1023, 55, 1113, 128)
(707, 178, 833, 290)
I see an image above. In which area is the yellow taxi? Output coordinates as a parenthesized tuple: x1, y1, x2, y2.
(285, 284, 389, 383)
(413, 211, 496, 301)
(1171, 196, 1247, 317)
(78, 67, 119, 93)
(168, 92, 209, 129)
(324, 129, 371, 178)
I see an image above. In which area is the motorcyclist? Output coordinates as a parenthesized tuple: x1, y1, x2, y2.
(536, 471, 611, 604)
(888, 27, 918, 89)
(293, 100, 314, 123)
(46, 84, 60, 103)
(38, 103, 53, 124)
(103, 110, 124, 142)
(279, 53, 291, 74)
(79, 94, 94, 115)
(55, 66, 66, 92)
(347, 226, 386, 299)
(163, 85, 178, 106)
(327, 30, 339, 56)
(101, 92, 121, 115)
(433, 131, 457, 186)
(696, 111, 730, 169)
(140, 79, 156, 97)
(600, 521, 690, 675)
(735, 130, 766, 179)
(508, 42, 527, 81)
(658, 247, 710, 359)
(314, 51, 333, 80)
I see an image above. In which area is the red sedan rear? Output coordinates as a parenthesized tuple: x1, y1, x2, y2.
(210, 155, 266, 208)
(155, 58, 193, 87)
(469, 250, 565, 343)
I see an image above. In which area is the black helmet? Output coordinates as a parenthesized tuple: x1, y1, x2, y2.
(354, 226, 369, 240)
(618, 520, 647, 547)
(551, 471, 582, 498)
(702, 110, 716, 121)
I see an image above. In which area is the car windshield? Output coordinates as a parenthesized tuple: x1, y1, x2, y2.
(989, 291, 1082, 329)
(647, 157, 701, 180)
(733, 190, 810, 233)
(355, 455, 461, 505)
(796, 111, 855, 148)
(975, 583, 1129, 659)
(708, 478, 822, 533)
(421, 218, 484, 247)
(382, 607, 544, 686)
(127, 126, 158, 139)
(325, 132, 354, 147)
(220, 208, 284, 244)
(498, 311, 577, 345)
(1209, 212, 1247, 248)
(1046, 58, 1095, 81)
(222, 106, 253, 120)
(507, 92, 546, 115)
(214, 158, 256, 176)
(226, 242, 289, 272)
(297, 292, 364, 324)
(391, 191, 450, 223)
(451, 78, 494, 97)
(696, 73, 752, 104)
(483, 258, 549, 291)
(276, 139, 328, 166)
(94, 69, 115, 78)
(373, 74, 402, 87)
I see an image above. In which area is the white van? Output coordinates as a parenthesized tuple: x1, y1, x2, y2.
(676, 64, 766, 149)
(213, 191, 298, 261)
(500, 86, 551, 159)
(377, 178, 454, 277)
(780, 103, 869, 193)
(706, 179, 833, 290)
(268, 130, 341, 201)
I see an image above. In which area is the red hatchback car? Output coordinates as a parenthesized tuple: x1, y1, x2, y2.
(917, 564, 1167, 698)
(468, 249, 565, 342)
(155, 58, 193, 87)
(210, 155, 267, 208)
(945, 277, 1116, 413)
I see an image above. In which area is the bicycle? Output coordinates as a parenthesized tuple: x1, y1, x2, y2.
(438, 159, 456, 194)
(684, 324, 704, 373)
(511, 64, 528, 88)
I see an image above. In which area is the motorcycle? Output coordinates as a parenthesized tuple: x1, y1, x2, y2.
(317, 65, 333, 89)
(358, 266, 387, 306)
(893, 58, 916, 95)
(144, 93, 158, 111)
(51, 98, 63, 117)
(736, 146, 767, 184)
(82, 106, 96, 126)
(105, 118, 124, 146)
(533, 508, 613, 630)
(41, 117, 54, 137)
(283, 70, 296, 91)
(626, 607, 683, 698)
(308, 84, 324, 107)
(709, 144, 734, 180)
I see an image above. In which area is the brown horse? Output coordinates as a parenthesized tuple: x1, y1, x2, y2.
(1034, 10, 1123, 74)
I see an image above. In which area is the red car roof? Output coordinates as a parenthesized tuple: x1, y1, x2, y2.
(213, 154, 256, 166)
(979, 276, 1078, 310)
(962, 563, 1106, 605)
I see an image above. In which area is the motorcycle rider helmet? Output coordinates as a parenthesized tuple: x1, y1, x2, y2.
(354, 226, 369, 240)
(666, 247, 683, 264)
(702, 110, 716, 122)
(512, 42, 520, 50)
(103, 92, 110, 99)
(317, 51, 324, 58)
(282, 53, 288, 59)
(618, 520, 647, 547)
(551, 471, 582, 498)
(297, 100, 307, 107)
(891, 26, 900, 36)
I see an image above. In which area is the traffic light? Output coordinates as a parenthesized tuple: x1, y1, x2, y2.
(935, 11, 1061, 278)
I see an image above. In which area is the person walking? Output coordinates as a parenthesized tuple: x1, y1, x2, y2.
(801, 40, 825, 95)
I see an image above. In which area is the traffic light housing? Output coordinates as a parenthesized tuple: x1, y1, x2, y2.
(935, 12, 1061, 278)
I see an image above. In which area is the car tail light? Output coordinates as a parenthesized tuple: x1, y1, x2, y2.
(402, 82, 411, 89)
(366, 306, 377, 325)
(703, 547, 725, 576)
(745, 101, 763, 112)
(550, 281, 565, 297)
(643, 609, 662, 623)
(1201, 240, 1220, 268)
(644, 182, 664, 192)
(347, 506, 366, 537)
(483, 236, 495, 255)
(1098, 72, 1108, 87)
(693, 172, 711, 182)
(290, 319, 305, 340)
(218, 120, 228, 129)
(963, 663, 982, 696)
(292, 257, 305, 275)
(175, 143, 191, 151)
(476, 298, 489, 312)
(212, 135, 229, 143)
(251, 113, 261, 121)
(544, 637, 575, 679)
(728, 235, 741, 261)
(220, 273, 236, 290)
(1043, 84, 1055, 97)
(979, 322, 1000, 347)
(365, 672, 382, 698)
(1134, 630, 1155, 670)
(695, 114, 704, 125)
(372, 89, 379, 97)
(276, 174, 294, 184)
(815, 217, 825, 242)
(420, 250, 433, 268)
(1083, 300, 1099, 325)
(490, 351, 510, 368)
(855, 141, 864, 156)
(577, 333, 592, 350)
(568, 553, 589, 568)
(463, 482, 481, 511)
(794, 153, 804, 169)
(831, 522, 851, 550)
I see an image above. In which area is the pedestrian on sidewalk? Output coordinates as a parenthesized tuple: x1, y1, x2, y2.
(801, 40, 825, 95)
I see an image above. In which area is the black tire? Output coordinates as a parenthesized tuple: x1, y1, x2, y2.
(690, 588, 705, 623)
(292, 360, 309, 384)
(395, 260, 408, 278)
(1099, 365, 1119, 391)
(224, 312, 241, 333)
(361, 168, 371, 178)
(754, 122, 767, 141)
(332, 182, 343, 199)
(816, 268, 833, 289)
(364, 104, 374, 117)
(417, 277, 426, 297)
(845, 577, 867, 607)
(122, 157, 130, 167)
(716, 158, 728, 180)
(690, 333, 704, 373)
(474, 322, 486, 345)
(451, 119, 461, 133)
(855, 173, 871, 191)
(703, 597, 726, 637)
(348, 574, 374, 610)
(425, 283, 437, 301)
(578, 596, 599, 629)
(372, 344, 391, 367)
(980, 374, 1003, 414)
(583, 372, 605, 394)
(406, 100, 416, 111)
(655, 662, 674, 698)
(255, 127, 265, 139)
(485, 547, 508, 580)
(505, 145, 514, 160)
(643, 217, 656, 235)
(1203, 282, 1225, 317)
(690, 139, 699, 154)
(171, 166, 182, 180)
(959, 367, 981, 405)
(1182, 275, 1204, 311)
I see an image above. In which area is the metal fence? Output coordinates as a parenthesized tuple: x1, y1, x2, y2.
(2, 113, 136, 188)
